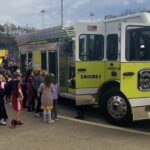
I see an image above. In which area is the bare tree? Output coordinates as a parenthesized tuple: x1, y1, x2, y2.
(105, 8, 150, 19)
(0, 25, 4, 33)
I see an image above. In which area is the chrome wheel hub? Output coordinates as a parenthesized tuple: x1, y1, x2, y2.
(107, 96, 127, 119)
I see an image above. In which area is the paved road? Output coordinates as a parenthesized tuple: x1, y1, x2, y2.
(58, 99, 150, 133)
(0, 102, 150, 150)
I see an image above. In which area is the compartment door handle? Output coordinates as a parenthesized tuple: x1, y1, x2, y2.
(123, 72, 135, 76)
(78, 68, 86, 72)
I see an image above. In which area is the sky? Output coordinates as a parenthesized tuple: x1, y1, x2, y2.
(0, 0, 149, 29)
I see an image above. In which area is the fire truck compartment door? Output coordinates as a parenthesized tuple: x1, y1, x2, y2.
(120, 22, 150, 99)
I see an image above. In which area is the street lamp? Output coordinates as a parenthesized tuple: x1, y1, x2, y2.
(41, 9, 46, 29)
(90, 12, 94, 23)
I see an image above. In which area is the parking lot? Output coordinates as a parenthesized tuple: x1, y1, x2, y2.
(0, 100, 150, 150)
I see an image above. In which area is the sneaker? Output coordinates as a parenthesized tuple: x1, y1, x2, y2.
(4, 119, 8, 122)
(34, 113, 41, 118)
(0, 119, 7, 125)
(10, 120, 16, 129)
(48, 120, 54, 124)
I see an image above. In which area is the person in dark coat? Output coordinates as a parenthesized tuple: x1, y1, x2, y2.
(0, 75, 8, 125)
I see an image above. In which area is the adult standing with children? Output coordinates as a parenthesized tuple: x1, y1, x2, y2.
(34, 68, 43, 117)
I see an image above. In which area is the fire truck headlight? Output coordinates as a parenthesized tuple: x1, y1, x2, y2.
(138, 69, 150, 91)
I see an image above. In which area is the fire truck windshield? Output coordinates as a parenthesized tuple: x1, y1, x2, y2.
(126, 26, 150, 61)
(79, 34, 104, 61)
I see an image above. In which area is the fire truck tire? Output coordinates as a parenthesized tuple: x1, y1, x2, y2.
(103, 87, 132, 126)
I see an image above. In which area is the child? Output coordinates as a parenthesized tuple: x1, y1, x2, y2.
(38, 75, 54, 123)
(10, 72, 24, 128)
(50, 73, 58, 120)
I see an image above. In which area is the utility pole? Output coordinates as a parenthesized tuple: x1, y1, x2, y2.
(61, 0, 63, 27)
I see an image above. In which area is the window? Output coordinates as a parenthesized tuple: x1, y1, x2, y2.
(28, 53, 32, 62)
(126, 26, 150, 61)
(41, 51, 47, 70)
(20, 54, 27, 73)
(79, 34, 104, 60)
(107, 34, 118, 60)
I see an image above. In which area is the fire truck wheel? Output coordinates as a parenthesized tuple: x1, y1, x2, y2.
(103, 88, 132, 126)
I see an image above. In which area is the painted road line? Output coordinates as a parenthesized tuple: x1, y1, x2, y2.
(58, 115, 150, 136)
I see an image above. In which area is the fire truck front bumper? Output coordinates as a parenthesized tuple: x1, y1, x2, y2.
(129, 97, 150, 121)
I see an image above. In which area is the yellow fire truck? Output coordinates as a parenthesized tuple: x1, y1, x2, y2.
(19, 12, 150, 124)
(0, 49, 8, 65)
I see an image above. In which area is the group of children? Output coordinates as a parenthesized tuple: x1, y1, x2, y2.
(0, 67, 58, 128)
